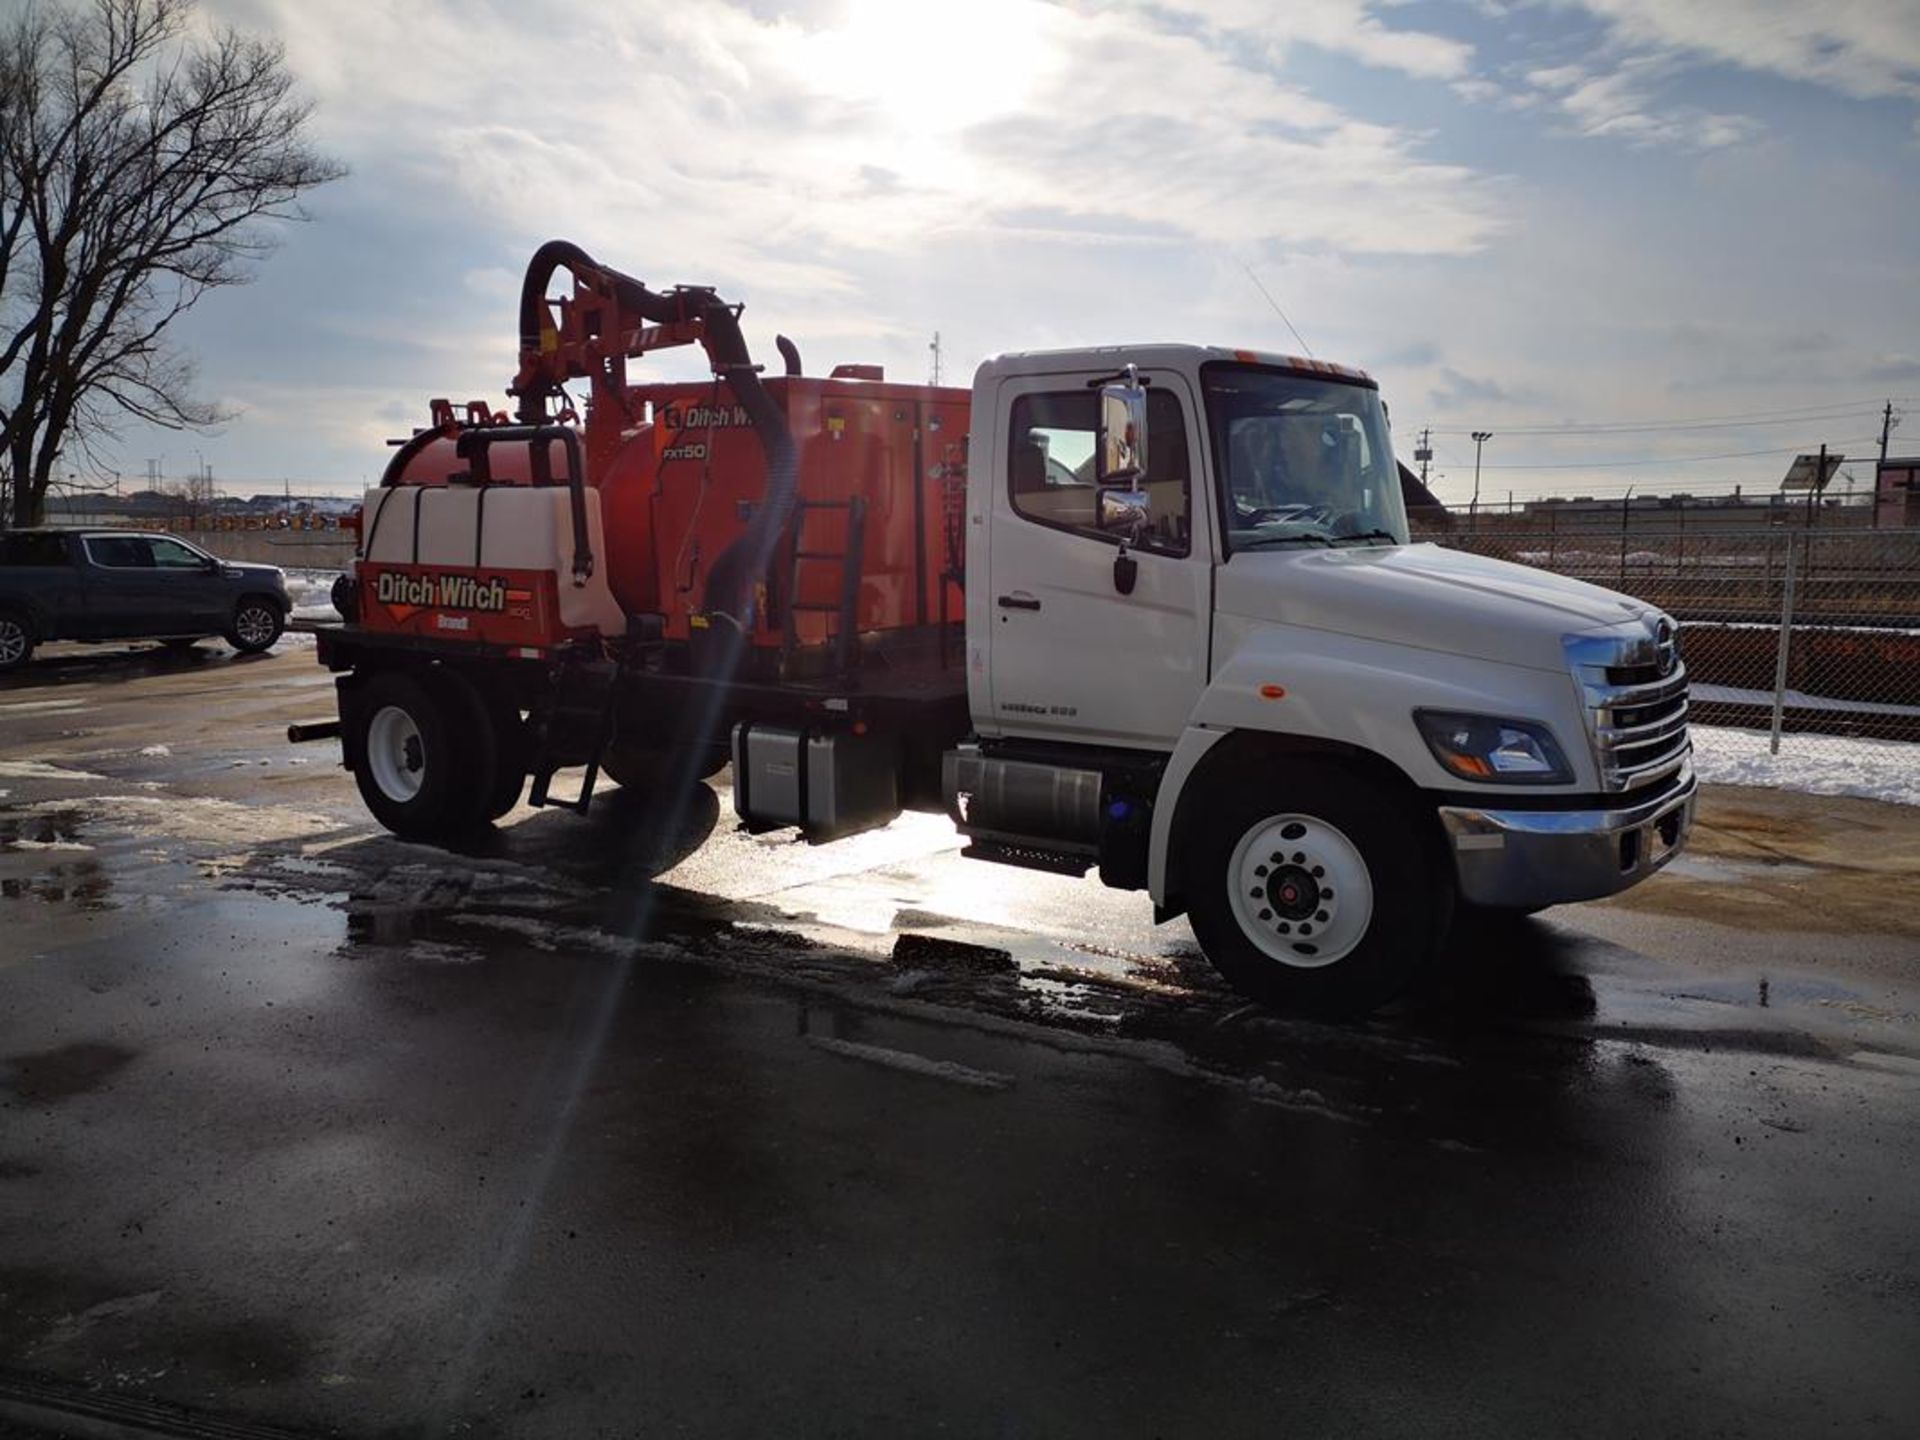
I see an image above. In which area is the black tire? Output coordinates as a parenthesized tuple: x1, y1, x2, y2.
(425, 668, 505, 830)
(1185, 759, 1452, 1016)
(349, 671, 476, 839)
(0, 610, 34, 673)
(480, 697, 529, 821)
(226, 596, 284, 654)
(603, 741, 728, 791)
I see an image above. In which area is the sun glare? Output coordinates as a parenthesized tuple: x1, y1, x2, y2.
(793, 0, 1056, 140)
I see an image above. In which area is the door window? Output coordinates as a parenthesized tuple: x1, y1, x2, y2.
(0, 534, 72, 567)
(85, 536, 156, 568)
(147, 537, 211, 569)
(1008, 388, 1191, 553)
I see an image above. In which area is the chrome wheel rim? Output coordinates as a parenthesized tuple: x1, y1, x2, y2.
(235, 605, 277, 647)
(366, 704, 427, 802)
(0, 619, 25, 665)
(1227, 813, 1374, 968)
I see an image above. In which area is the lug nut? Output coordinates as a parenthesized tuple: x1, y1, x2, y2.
(1258, 908, 1272, 921)
(1311, 866, 1325, 878)
(1315, 909, 1329, 922)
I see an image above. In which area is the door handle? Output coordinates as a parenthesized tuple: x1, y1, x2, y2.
(997, 594, 1041, 611)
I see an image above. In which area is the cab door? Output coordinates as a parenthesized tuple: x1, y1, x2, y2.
(143, 535, 230, 630)
(980, 369, 1213, 749)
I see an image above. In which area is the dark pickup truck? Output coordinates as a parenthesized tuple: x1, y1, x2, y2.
(0, 528, 290, 672)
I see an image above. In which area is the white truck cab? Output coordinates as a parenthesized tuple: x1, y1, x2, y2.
(946, 345, 1694, 1012)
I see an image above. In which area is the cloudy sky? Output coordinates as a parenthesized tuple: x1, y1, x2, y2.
(102, 0, 1920, 509)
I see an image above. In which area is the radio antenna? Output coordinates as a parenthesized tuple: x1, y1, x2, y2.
(1243, 264, 1314, 359)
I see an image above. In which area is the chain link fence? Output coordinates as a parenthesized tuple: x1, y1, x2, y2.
(1431, 524, 1920, 799)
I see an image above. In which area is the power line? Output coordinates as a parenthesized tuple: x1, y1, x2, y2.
(1425, 398, 1883, 438)
(1428, 408, 1881, 438)
(1475, 436, 1880, 471)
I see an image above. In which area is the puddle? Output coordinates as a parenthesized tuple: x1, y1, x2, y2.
(0, 808, 89, 851)
(0, 857, 114, 910)
(1663, 853, 1820, 883)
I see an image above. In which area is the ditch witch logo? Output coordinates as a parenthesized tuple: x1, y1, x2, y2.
(375, 570, 510, 614)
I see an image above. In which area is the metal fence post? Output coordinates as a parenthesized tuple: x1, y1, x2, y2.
(1769, 530, 1799, 755)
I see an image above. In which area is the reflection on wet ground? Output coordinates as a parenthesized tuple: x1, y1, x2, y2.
(5, 662, 1920, 1440)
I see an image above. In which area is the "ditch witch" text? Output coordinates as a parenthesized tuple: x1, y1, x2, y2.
(375, 571, 509, 612)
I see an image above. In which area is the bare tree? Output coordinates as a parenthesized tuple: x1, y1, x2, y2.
(0, 0, 343, 527)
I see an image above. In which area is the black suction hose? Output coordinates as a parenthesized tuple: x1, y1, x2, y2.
(776, 334, 803, 377)
(514, 241, 799, 641)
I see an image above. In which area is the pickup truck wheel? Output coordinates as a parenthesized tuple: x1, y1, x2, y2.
(0, 612, 34, 673)
(1187, 763, 1448, 1016)
(227, 598, 284, 654)
(352, 672, 472, 839)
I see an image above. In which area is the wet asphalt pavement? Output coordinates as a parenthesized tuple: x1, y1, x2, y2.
(2, 640, 1918, 1438)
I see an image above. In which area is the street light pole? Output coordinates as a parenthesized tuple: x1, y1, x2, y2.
(1470, 431, 1493, 531)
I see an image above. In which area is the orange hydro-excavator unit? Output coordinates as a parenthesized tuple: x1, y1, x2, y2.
(350, 241, 970, 675)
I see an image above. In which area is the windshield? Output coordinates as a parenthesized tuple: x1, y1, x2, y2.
(1201, 363, 1408, 551)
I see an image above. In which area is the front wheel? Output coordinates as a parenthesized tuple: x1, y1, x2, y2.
(1186, 760, 1451, 1016)
(226, 598, 284, 654)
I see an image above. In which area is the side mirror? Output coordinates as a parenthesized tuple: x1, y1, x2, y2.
(1097, 486, 1151, 539)
(1096, 377, 1148, 486)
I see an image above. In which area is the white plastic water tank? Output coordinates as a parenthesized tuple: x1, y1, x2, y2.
(359, 485, 626, 637)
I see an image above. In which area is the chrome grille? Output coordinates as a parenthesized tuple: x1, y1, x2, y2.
(1566, 625, 1692, 792)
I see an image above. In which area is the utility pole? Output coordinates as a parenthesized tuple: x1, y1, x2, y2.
(1808, 441, 1825, 530)
(1880, 400, 1897, 469)
(1414, 427, 1433, 488)
(928, 331, 943, 388)
(1470, 431, 1492, 531)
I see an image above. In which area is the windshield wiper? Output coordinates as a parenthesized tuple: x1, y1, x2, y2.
(1237, 532, 1334, 549)
(1330, 529, 1400, 546)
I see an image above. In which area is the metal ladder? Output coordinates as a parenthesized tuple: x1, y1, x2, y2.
(526, 653, 619, 814)
(783, 495, 867, 675)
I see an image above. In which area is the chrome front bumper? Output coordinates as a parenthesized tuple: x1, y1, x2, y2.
(1437, 761, 1697, 910)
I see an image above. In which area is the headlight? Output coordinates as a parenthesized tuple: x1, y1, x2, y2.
(1414, 710, 1574, 785)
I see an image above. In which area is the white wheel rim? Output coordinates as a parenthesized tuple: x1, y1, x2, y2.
(0, 620, 24, 664)
(1227, 813, 1375, 968)
(236, 606, 276, 646)
(367, 704, 427, 802)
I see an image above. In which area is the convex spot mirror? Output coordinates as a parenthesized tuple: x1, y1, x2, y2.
(1097, 486, 1151, 538)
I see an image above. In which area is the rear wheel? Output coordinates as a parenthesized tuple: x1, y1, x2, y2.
(226, 597, 283, 654)
(603, 741, 728, 791)
(350, 671, 475, 839)
(1186, 760, 1451, 1016)
(0, 611, 34, 673)
(481, 699, 529, 820)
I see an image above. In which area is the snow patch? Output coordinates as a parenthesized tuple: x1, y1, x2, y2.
(138, 745, 171, 758)
(0, 760, 107, 782)
(31, 793, 338, 844)
(1691, 726, 1920, 807)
